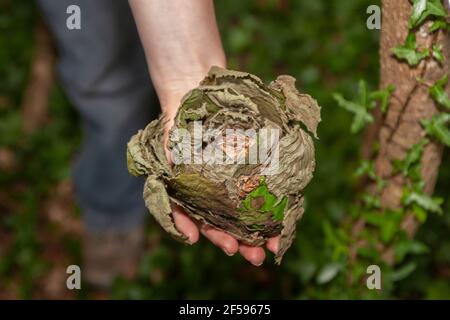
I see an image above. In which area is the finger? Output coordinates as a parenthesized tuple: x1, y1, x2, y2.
(172, 205, 199, 244)
(200, 225, 239, 256)
(239, 244, 266, 266)
(266, 236, 280, 254)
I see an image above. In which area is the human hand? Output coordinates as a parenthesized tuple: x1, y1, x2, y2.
(172, 204, 280, 266)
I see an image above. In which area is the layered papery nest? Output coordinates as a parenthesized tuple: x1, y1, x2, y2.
(127, 66, 321, 264)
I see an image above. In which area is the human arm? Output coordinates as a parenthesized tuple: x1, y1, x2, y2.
(128, 0, 278, 265)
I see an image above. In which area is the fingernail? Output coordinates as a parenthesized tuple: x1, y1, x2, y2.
(185, 235, 195, 245)
(252, 261, 263, 267)
(223, 249, 235, 256)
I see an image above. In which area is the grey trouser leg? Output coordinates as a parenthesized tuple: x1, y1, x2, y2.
(37, 0, 157, 232)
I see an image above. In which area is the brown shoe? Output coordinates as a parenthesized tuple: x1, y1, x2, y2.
(82, 226, 144, 290)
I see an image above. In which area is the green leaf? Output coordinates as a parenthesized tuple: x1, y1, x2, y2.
(239, 177, 288, 221)
(387, 262, 417, 282)
(395, 239, 429, 263)
(391, 33, 429, 66)
(358, 79, 368, 109)
(426, 0, 447, 18)
(322, 221, 349, 261)
(411, 203, 428, 223)
(432, 44, 444, 64)
(391, 47, 429, 66)
(369, 84, 395, 113)
(392, 138, 428, 176)
(409, 0, 427, 28)
(354, 160, 386, 190)
(356, 243, 379, 260)
(421, 113, 450, 146)
(333, 93, 374, 133)
(429, 19, 448, 32)
(383, 210, 403, 243)
(381, 219, 401, 243)
(355, 160, 376, 179)
(363, 210, 403, 243)
(361, 193, 381, 209)
(334, 81, 395, 132)
(403, 191, 444, 214)
(429, 75, 450, 109)
(316, 262, 342, 284)
(409, 0, 447, 29)
(363, 211, 386, 227)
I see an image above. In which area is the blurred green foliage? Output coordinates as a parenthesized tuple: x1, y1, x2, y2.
(0, 0, 448, 299)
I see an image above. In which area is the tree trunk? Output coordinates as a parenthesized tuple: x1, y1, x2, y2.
(374, 0, 448, 237)
(350, 0, 449, 266)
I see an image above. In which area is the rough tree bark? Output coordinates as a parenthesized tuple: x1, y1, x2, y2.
(376, 0, 448, 233)
(352, 0, 449, 266)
